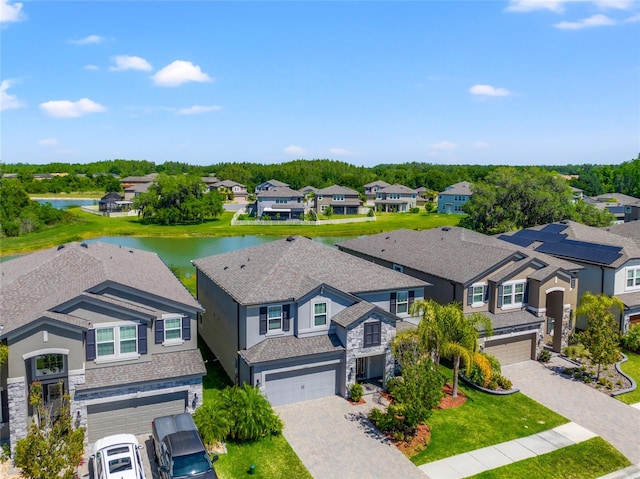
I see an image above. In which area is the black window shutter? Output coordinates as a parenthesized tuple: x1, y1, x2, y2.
(1, 389, 8, 423)
(364, 324, 371, 346)
(484, 285, 489, 303)
(138, 324, 147, 355)
(283, 305, 290, 332)
(497, 285, 503, 308)
(374, 322, 381, 345)
(467, 287, 473, 305)
(86, 329, 96, 361)
(390, 292, 397, 314)
(523, 283, 529, 304)
(155, 319, 164, 344)
(259, 307, 267, 335)
(182, 316, 191, 340)
(25, 358, 33, 416)
(409, 290, 415, 309)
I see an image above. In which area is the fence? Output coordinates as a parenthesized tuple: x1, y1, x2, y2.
(231, 208, 377, 226)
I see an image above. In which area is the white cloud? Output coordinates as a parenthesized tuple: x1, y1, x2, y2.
(593, 0, 634, 9)
(472, 142, 490, 149)
(38, 138, 58, 146)
(506, 0, 567, 13)
(151, 60, 212, 87)
(40, 98, 106, 118)
(432, 141, 457, 150)
(110, 55, 152, 72)
(0, 79, 25, 111)
(625, 13, 640, 22)
(555, 13, 616, 29)
(284, 145, 306, 155)
(469, 84, 512, 97)
(69, 35, 104, 45)
(176, 105, 222, 115)
(84, 65, 99, 71)
(0, 0, 26, 23)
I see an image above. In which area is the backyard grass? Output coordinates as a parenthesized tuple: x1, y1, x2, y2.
(0, 208, 461, 256)
(467, 437, 631, 479)
(197, 337, 311, 479)
(616, 350, 640, 405)
(411, 364, 569, 466)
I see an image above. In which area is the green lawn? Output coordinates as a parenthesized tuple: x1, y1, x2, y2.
(0, 208, 461, 256)
(197, 338, 311, 479)
(468, 437, 630, 479)
(411, 365, 569, 465)
(616, 350, 640, 405)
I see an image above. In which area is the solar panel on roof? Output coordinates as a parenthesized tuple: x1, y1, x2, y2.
(536, 240, 622, 265)
(541, 223, 570, 234)
(498, 234, 533, 247)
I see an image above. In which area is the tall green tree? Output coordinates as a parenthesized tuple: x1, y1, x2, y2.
(576, 292, 623, 380)
(14, 382, 85, 479)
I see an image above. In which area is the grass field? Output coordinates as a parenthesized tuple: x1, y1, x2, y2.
(0, 208, 461, 256)
(616, 350, 640, 405)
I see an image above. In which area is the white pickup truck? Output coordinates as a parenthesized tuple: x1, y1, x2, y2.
(151, 413, 218, 479)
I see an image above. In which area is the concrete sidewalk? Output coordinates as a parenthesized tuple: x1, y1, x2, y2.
(419, 422, 596, 479)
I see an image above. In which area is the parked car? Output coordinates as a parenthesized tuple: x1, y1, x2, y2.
(91, 434, 146, 479)
(152, 413, 218, 479)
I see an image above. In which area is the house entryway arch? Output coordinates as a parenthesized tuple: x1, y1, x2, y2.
(545, 289, 565, 352)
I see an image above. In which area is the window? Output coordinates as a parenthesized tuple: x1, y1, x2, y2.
(268, 306, 283, 331)
(321, 205, 328, 212)
(276, 198, 287, 204)
(626, 267, 640, 290)
(364, 322, 381, 347)
(501, 282, 525, 307)
(392, 264, 404, 273)
(313, 302, 327, 327)
(316, 195, 323, 201)
(389, 193, 400, 200)
(333, 194, 345, 201)
(96, 325, 138, 358)
(547, 316, 555, 335)
(35, 354, 65, 377)
(164, 318, 182, 341)
(471, 284, 486, 306)
(377, 193, 383, 200)
(396, 291, 409, 314)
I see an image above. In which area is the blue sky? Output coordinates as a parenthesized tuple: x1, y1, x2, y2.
(1, 0, 639, 167)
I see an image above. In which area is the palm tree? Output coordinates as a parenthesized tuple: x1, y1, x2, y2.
(410, 299, 446, 367)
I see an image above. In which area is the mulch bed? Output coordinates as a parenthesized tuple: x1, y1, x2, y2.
(438, 383, 467, 409)
(558, 355, 632, 395)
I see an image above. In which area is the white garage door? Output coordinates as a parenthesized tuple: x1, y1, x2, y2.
(87, 391, 186, 443)
(265, 364, 339, 406)
(484, 334, 535, 365)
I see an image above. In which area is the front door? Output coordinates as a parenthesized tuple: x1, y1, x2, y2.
(356, 357, 366, 380)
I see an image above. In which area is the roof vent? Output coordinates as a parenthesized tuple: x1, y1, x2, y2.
(286, 236, 295, 242)
(57, 245, 65, 251)
(441, 227, 451, 232)
(223, 266, 229, 270)
(240, 264, 246, 269)
(80, 243, 88, 248)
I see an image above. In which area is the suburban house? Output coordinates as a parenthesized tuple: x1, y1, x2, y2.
(201, 174, 220, 190)
(364, 180, 391, 203)
(211, 179, 249, 203)
(437, 181, 472, 214)
(120, 173, 158, 200)
(192, 236, 429, 406)
(256, 186, 304, 220)
(0, 242, 205, 449)
(98, 192, 132, 213)
(336, 227, 581, 364)
(374, 184, 418, 212)
(500, 221, 640, 332)
(589, 193, 640, 223)
(314, 185, 362, 215)
(255, 179, 289, 193)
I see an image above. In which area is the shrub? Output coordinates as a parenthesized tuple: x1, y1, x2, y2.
(350, 382, 364, 402)
(409, 207, 420, 213)
(584, 377, 592, 384)
(487, 380, 498, 390)
(538, 349, 552, 363)
(193, 401, 232, 446)
(367, 207, 375, 217)
(621, 325, 640, 353)
(497, 376, 513, 390)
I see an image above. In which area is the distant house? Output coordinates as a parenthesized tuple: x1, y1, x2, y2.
(192, 236, 428, 406)
(299, 185, 318, 196)
(256, 187, 304, 220)
(374, 184, 418, 212)
(98, 192, 132, 213)
(121, 173, 158, 200)
(337, 227, 581, 363)
(255, 179, 289, 193)
(201, 175, 220, 190)
(314, 185, 361, 215)
(437, 181, 472, 214)
(500, 221, 640, 332)
(364, 180, 391, 202)
(211, 180, 248, 203)
(590, 193, 640, 224)
(0, 242, 205, 449)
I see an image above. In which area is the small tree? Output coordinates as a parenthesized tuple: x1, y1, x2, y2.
(324, 206, 333, 218)
(576, 293, 623, 380)
(14, 382, 85, 479)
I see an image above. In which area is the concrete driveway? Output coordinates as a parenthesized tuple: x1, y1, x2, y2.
(276, 395, 426, 479)
(503, 358, 640, 464)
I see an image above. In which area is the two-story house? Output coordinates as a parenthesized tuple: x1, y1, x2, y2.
(437, 181, 472, 214)
(364, 180, 391, 204)
(337, 227, 581, 365)
(374, 184, 418, 212)
(500, 221, 640, 332)
(192, 236, 428, 406)
(255, 179, 289, 193)
(256, 186, 305, 220)
(211, 179, 249, 203)
(314, 185, 361, 215)
(0, 242, 205, 449)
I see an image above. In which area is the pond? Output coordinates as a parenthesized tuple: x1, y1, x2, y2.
(37, 199, 97, 209)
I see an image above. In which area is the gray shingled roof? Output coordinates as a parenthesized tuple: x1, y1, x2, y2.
(619, 291, 640, 308)
(332, 301, 379, 328)
(192, 236, 428, 305)
(239, 334, 344, 364)
(364, 180, 390, 188)
(1, 242, 202, 337)
(480, 309, 543, 332)
(260, 179, 289, 188)
(256, 186, 302, 198)
(316, 185, 360, 196)
(214, 179, 245, 188)
(379, 184, 417, 194)
(77, 349, 206, 391)
(601, 221, 640, 242)
(439, 181, 472, 195)
(336, 227, 579, 286)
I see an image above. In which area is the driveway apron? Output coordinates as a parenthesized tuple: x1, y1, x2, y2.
(503, 358, 640, 464)
(276, 395, 426, 479)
